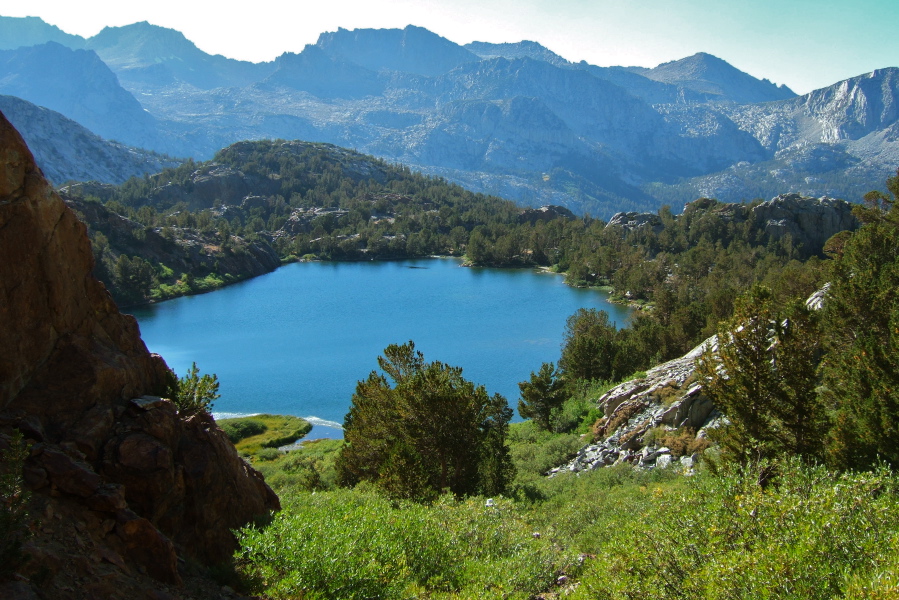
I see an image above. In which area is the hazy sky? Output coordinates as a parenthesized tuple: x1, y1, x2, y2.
(6, 0, 898, 94)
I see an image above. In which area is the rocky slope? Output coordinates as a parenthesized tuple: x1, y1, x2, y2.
(0, 42, 165, 151)
(653, 68, 899, 203)
(0, 96, 181, 184)
(554, 337, 719, 475)
(0, 113, 279, 597)
(556, 287, 829, 475)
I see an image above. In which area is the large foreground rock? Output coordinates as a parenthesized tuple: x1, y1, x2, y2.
(0, 111, 279, 597)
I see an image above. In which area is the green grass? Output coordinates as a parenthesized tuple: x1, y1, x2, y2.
(254, 438, 344, 493)
(236, 490, 576, 600)
(217, 414, 312, 457)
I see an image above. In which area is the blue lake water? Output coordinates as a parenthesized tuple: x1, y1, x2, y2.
(130, 258, 631, 438)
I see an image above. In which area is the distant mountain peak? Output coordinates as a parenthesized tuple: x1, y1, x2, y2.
(0, 15, 86, 50)
(631, 51, 796, 104)
(315, 25, 479, 76)
(84, 21, 275, 90)
(465, 40, 571, 68)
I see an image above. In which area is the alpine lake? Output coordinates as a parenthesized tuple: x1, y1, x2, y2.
(131, 258, 632, 438)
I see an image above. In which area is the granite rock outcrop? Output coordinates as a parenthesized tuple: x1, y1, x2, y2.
(552, 337, 720, 475)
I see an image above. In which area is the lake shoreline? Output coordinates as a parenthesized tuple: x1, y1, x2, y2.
(121, 253, 622, 310)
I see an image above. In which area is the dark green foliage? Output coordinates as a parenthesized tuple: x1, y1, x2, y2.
(174, 362, 220, 416)
(559, 308, 620, 382)
(336, 341, 515, 501)
(517, 362, 566, 431)
(0, 431, 31, 581)
(822, 171, 899, 469)
(112, 253, 156, 304)
(696, 286, 828, 464)
(220, 419, 268, 444)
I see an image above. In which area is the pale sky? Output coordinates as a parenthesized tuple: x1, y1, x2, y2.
(5, 0, 898, 95)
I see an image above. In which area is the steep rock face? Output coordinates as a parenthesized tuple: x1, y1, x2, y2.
(0, 113, 279, 595)
(0, 112, 166, 430)
(0, 42, 162, 152)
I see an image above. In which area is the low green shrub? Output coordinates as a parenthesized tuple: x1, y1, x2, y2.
(235, 490, 574, 600)
(569, 460, 899, 600)
(508, 421, 583, 487)
(255, 447, 282, 462)
(255, 438, 343, 493)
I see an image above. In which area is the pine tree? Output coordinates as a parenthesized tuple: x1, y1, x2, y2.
(517, 362, 566, 431)
(697, 286, 827, 464)
(336, 341, 515, 501)
(821, 171, 899, 469)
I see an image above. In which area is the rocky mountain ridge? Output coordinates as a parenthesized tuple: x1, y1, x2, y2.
(0, 95, 181, 184)
(0, 17, 895, 217)
(0, 112, 278, 597)
(608, 192, 859, 257)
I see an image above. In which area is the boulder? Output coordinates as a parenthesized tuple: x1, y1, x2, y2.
(605, 211, 664, 233)
(751, 193, 860, 255)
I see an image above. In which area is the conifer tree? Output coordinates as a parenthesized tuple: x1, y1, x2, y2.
(697, 286, 827, 463)
(822, 171, 899, 469)
(336, 341, 514, 501)
(518, 362, 566, 431)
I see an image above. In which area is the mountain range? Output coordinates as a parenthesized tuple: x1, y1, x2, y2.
(1, 16, 896, 216)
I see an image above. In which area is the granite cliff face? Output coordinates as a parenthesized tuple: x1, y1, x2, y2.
(0, 113, 278, 597)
